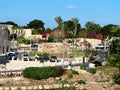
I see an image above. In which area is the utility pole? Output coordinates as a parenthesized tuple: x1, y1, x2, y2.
(104, 39, 107, 62)
(62, 39, 64, 68)
(2, 26, 8, 77)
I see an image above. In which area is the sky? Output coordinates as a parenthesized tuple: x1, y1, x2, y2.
(0, 0, 120, 29)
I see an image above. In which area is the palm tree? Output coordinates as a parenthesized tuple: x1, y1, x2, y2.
(54, 16, 63, 42)
(71, 18, 79, 61)
(61, 23, 66, 38)
(55, 16, 63, 29)
(71, 18, 79, 38)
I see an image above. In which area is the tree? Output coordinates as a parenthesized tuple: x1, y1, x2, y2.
(77, 28, 88, 38)
(110, 39, 120, 55)
(55, 16, 63, 29)
(48, 35, 56, 42)
(16, 35, 25, 44)
(108, 39, 120, 71)
(54, 16, 63, 42)
(96, 33, 103, 40)
(0, 21, 18, 26)
(85, 21, 101, 33)
(58, 20, 81, 38)
(100, 24, 118, 39)
(53, 29, 63, 42)
(45, 28, 52, 33)
(27, 19, 45, 31)
(8, 34, 17, 40)
(71, 18, 80, 59)
(110, 26, 120, 37)
(71, 18, 79, 38)
(63, 20, 75, 38)
(61, 23, 66, 38)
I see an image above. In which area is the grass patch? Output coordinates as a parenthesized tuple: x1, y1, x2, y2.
(96, 66, 119, 74)
(29, 51, 85, 59)
(29, 51, 38, 57)
(50, 51, 85, 58)
(77, 80, 86, 84)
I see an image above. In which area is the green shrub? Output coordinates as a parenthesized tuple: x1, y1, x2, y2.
(37, 53, 49, 63)
(77, 80, 86, 84)
(47, 35, 56, 42)
(66, 40, 72, 43)
(23, 66, 62, 80)
(80, 64, 86, 70)
(93, 61, 102, 67)
(24, 39, 31, 44)
(67, 70, 73, 79)
(8, 34, 17, 40)
(69, 69, 79, 74)
(32, 29, 40, 34)
(29, 51, 37, 57)
(113, 73, 120, 85)
(87, 68, 96, 74)
(42, 53, 49, 61)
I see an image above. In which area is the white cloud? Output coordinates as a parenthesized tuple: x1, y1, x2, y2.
(67, 5, 75, 9)
(67, 5, 80, 10)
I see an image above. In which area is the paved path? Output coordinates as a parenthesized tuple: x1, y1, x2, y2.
(0, 57, 87, 71)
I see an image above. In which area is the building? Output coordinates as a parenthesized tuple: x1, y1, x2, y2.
(0, 24, 10, 54)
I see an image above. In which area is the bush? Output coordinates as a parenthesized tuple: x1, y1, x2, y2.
(23, 66, 62, 80)
(69, 69, 79, 74)
(87, 68, 96, 74)
(24, 39, 31, 44)
(17, 36, 26, 44)
(93, 61, 102, 67)
(42, 53, 49, 61)
(113, 73, 120, 85)
(66, 40, 72, 43)
(35, 53, 49, 63)
(29, 51, 37, 57)
(47, 35, 56, 42)
(67, 70, 73, 79)
(80, 64, 86, 70)
(77, 80, 86, 84)
(8, 34, 17, 40)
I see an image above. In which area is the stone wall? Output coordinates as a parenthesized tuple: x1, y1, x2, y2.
(38, 43, 71, 53)
(19, 38, 102, 54)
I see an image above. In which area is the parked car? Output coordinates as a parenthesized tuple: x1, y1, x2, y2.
(50, 56, 58, 62)
(22, 54, 30, 61)
(10, 49, 18, 54)
(96, 44, 109, 51)
(35, 54, 42, 59)
(8, 53, 17, 60)
(31, 44, 38, 48)
(31, 44, 38, 51)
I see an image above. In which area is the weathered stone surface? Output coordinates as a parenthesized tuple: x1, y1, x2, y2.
(55, 77, 61, 80)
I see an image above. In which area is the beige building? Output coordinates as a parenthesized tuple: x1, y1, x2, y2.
(24, 29, 43, 40)
(0, 24, 10, 54)
(0, 24, 13, 34)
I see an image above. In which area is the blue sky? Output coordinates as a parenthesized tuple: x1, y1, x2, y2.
(0, 0, 120, 29)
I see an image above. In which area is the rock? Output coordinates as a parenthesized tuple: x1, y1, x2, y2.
(55, 77, 61, 80)
(44, 85, 50, 89)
